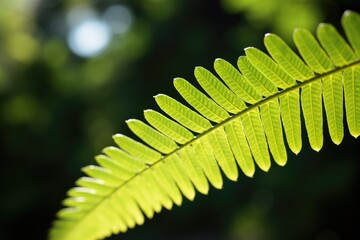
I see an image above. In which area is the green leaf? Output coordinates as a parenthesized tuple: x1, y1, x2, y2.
(224, 120, 255, 177)
(144, 109, 194, 144)
(75, 177, 112, 196)
(81, 166, 122, 187)
(125, 177, 155, 219)
(126, 119, 178, 154)
(155, 94, 212, 133)
(133, 166, 173, 213)
(177, 147, 209, 194)
(301, 82, 323, 151)
(102, 146, 146, 173)
(322, 74, 344, 144)
(95, 155, 134, 180)
(174, 77, 229, 122)
(317, 23, 357, 66)
(208, 127, 238, 181)
(245, 47, 296, 88)
(193, 139, 223, 189)
(259, 99, 287, 165)
(344, 67, 360, 137)
(120, 188, 145, 226)
(62, 197, 85, 207)
(147, 169, 173, 210)
(293, 28, 335, 74)
(342, 10, 360, 58)
(51, 10, 360, 240)
(214, 58, 262, 104)
(279, 91, 302, 154)
(194, 66, 246, 113)
(153, 162, 182, 206)
(67, 187, 99, 202)
(238, 55, 278, 96)
(165, 155, 196, 200)
(264, 33, 315, 81)
(241, 109, 271, 171)
(113, 134, 161, 164)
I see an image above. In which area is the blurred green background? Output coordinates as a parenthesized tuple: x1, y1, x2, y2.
(0, 0, 359, 239)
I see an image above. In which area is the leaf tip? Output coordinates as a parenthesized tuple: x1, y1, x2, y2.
(276, 159, 287, 167)
(125, 119, 136, 124)
(112, 133, 123, 140)
(343, 10, 354, 18)
(331, 137, 343, 145)
(94, 154, 103, 162)
(237, 55, 246, 62)
(194, 66, 203, 73)
(293, 151, 300, 156)
(214, 58, 224, 66)
(213, 182, 223, 190)
(232, 176, 239, 182)
(174, 77, 186, 86)
(244, 46, 253, 52)
(258, 162, 271, 172)
(102, 146, 112, 154)
(317, 23, 329, 30)
(350, 132, 360, 139)
(312, 144, 323, 152)
(246, 172, 255, 178)
(153, 93, 164, 99)
(80, 165, 90, 173)
(293, 28, 302, 35)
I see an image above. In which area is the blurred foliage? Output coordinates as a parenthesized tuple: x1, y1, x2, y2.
(222, 0, 322, 40)
(0, 0, 359, 239)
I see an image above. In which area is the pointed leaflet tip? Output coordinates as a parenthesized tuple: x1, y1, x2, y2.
(343, 10, 353, 17)
(214, 58, 223, 69)
(317, 23, 328, 28)
(94, 154, 104, 163)
(173, 77, 185, 84)
(293, 28, 300, 33)
(102, 146, 114, 154)
(81, 165, 93, 173)
(125, 119, 137, 124)
(244, 47, 254, 52)
(293, 28, 306, 36)
(293, 149, 300, 155)
(112, 133, 123, 140)
(246, 171, 255, 178)
(153, 93, 165, 99)
(194, 66, 202, 73)
(237, 55, 246, 62)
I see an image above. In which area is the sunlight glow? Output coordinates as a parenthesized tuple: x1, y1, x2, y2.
(68, 19, 110, 58)
(102, 5, 133, 35)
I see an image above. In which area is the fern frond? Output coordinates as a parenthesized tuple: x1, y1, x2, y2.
(50, 10, 360, 240)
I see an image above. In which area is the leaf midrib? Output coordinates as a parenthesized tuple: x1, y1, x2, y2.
(64, 59, 360, 238)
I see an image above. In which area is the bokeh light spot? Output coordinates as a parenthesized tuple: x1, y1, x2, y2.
(102, 5, 133, 35)
(67, 19, 110, 58)
(6, 33, 39, 63)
